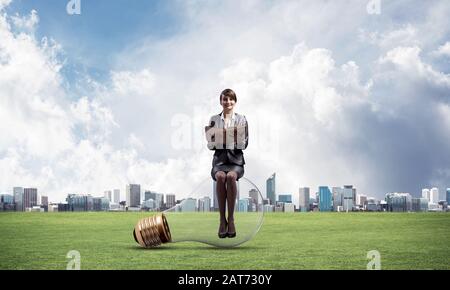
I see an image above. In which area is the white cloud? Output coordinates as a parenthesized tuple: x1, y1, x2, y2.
(0, 3, 211, 202)
(0, 0, 11, 9)
(433, 42, 450, 57)
(359, 25, 420, 50)
(379, 46, 450, 89)
(111, 69, 155, 97)
(11, 9, 39, 32)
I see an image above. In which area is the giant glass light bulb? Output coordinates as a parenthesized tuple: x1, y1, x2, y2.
(133, 177, 264, 248)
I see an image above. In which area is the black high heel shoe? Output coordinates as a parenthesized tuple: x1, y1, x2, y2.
(218, 222, 228, 239)
(227, 220, 236, 238)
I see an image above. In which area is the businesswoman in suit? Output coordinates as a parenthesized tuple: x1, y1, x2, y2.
(207, 89, 248, 238)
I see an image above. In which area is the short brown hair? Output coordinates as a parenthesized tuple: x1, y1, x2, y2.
(220, 88, 237, 102)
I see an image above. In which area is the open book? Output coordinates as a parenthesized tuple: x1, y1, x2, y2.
(205, 125, 247, 150)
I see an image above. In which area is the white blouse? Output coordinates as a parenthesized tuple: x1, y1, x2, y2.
(220, 112, 236, 129)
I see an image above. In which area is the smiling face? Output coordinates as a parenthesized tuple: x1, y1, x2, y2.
(221, 94, 236, 112)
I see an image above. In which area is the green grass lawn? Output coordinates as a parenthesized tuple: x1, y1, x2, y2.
(0, 212, 449, 269)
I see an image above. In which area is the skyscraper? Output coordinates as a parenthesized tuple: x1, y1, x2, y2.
(126, 184, 141, 207)
(113, 189, 120, 203)
(238, 198, 249, 212)
(166, 194, 176, 208)
(357, 194, 367, 209)
(430, 187, 439, 204)
(13, 187, 24, 211)
(40, 195, 48, 211)
(318, 186, 332, 212)
(422, 188, 430, 201)
(266, 173, 276, 205)
(144, 191, 152, 201)
(332, 187, 343, 211)
(93, 197, 110, 211)
(385, 192, 412, 212)
(278, 194, 292, 203)
(23, 188, 37, 210)
(249, 189, 259, 208)
(144, 191, 163, 209)
(213, 181, 218, 211)
(343, 185, 354, 212)
(299, 187, 310, 212)
(104, 190, 112, 201)
(66, 194, 94, 211)
(198, 197, 211, 212)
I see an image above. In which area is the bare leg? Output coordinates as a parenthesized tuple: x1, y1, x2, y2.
(226, 171, 238, 236)
(215, 171, 227, 237)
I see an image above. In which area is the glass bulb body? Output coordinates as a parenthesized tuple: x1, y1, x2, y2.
(133, 177, 264, 248)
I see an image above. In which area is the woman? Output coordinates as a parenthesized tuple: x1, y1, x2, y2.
(207, 88, 248, 239)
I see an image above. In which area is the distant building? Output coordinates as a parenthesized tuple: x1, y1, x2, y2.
(48, 203, 59, 212)
(332, 187, 343, 211)
(412, 198, 428, 212)
(93, 197, 102, 211)
(274, 203, 284, 212)
(238, 198, 249, 212)
(249, 189, 259, 206)
(213, 181, 218, 211)
(0, 194, 14, 211)
(385, 192, 412, 212)
(27, 206, 44, 212)
(181, 198, 196, 212)
(104, 190, 112, 201)
(58, 203, 69, 212)
(278, 194, 292, 203)
(144, 191, 164, 210)
(113, 189, 120, 204)
(357, 194, 367, 210)
(422, 188, 430, 201)
(23, 188, 38, 210)
(430, 187, 439, 204)
(109, 203, 120, 210)
(343, 186, 354, 212)
(13, 187, 24, 211)
(299, 187, 310, 212)
(66, 194, 93, 211)
(275, 201, 285, 212)
(263, 204, 274, 212)
(40, 195, 48, 212)
(142, 199, 156, 210)
(284, 203, 295, 212)
(438, 200, 448, 211)
(318, 186, 332, 212)
(126, 184, 141, 207)
(266, 173, 276, 205)
(41, 196, 48, 207)
(166, 194, 176, 209)
(198, 197, 211, 212)
(1, 194, 13, 204)
(93, 197, 110, 211)
(366, 197, 379, 211)
(447, 188, 450, 204)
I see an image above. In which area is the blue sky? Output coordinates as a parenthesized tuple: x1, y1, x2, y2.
(0, 0, 449, 203)
(6, 0, 182, 81)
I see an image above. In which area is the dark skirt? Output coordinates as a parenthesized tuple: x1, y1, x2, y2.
(211, 164, 244, 181)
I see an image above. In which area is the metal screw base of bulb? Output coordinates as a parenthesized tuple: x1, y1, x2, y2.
(133, 213, 172, 248)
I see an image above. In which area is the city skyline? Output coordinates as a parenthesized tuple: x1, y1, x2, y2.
(1, 181, 449, 210)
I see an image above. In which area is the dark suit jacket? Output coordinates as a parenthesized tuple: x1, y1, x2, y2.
(207, 112, 248, 167)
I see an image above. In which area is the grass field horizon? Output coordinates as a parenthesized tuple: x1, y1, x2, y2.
(1, 212, 449, 270)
